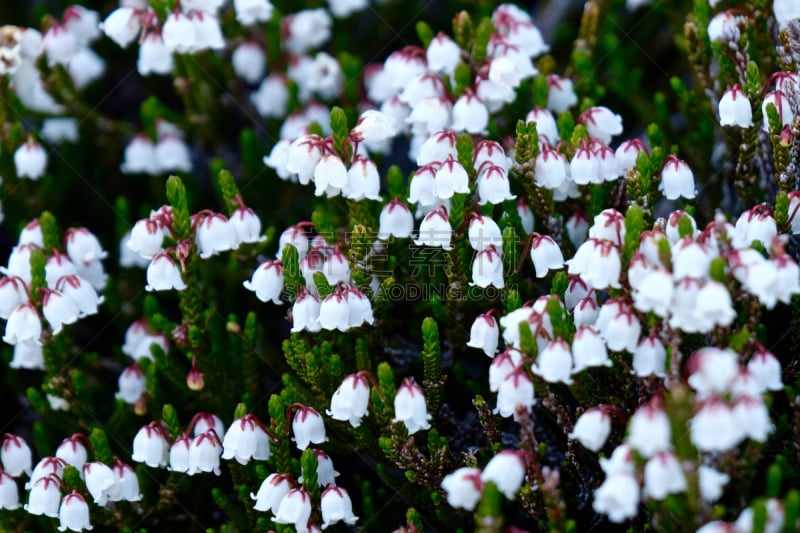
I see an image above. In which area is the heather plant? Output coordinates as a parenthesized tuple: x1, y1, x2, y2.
(0, 0, 799, 532)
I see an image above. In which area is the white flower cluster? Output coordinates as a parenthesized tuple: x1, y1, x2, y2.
(245, 223, 375, 333)
(1, 8, 104, 114)
(122, 198, 264, 291)
(587, 344, 782, 524)
(251, 455, 357, 532)
(327, 373, 431, 435)
(0, 433, 140, 531)
(441, 450, 528, 511)
(121, 121, 192, 175)
(0, 221, 106, 368)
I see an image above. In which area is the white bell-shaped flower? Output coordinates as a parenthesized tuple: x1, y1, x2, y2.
(25, 475, 61, 517)
(732, 396, 774, 443)
(42, 288, 80, 335)
(660, 155, 696, 200)
(643, 451, 687, 500)
(434, 158, 470, 200)
(416, 130, 457, 166)
(345, 155, 381, 201)
(415, 206, 452, 250)
(494, 368, 535, 419)
(699, 465, 729, 503)
(406, 97, 451, 136)
(378, 199, 414, 240)
(121, 136, 158, 175)
(468, 215, 503, 252)
(232, 0, 273, 25)
(580, 106, 623, 144)
(481, 450, 526, 500)
(320, 485, 359, 528)
(488, 349, 522, 392)
(4, 302, 42, 345)
(195, 213, 236, 259)
(570, 408, 612, 452)
(43, 23, 78, 66)
(572, 325, 611, 372)
(57, 490, 92, 531)
(14, 139, 47, 180)
(592, 472, 640, 523)
(188, 430, 223, 476)
(45, 252, 78, 288)
(476, 163, 515, 205)
(525, 107, 559, 145)
(127, 219, 164, 259)
(55, 275, 103, 317)
(627, 401, 671, 458)
(137, 32, 173, 76)
(441, 467, 482, 511)
(252, 472, 293, 513)
(292, 405, 327, 450)
(310, 450, 339, 487)
(747, 347, 784, 392)
(319, 289, 351, 332)
(690, 399, 743, 452)
(229, 207, 264, 245)
(110, 461, 141, 502)
(545, 74, 577, 113)
(534, 145, 569, 189)
(116, 364, 146, 405)
(534, 338, 573, 384)
(231, 40, 265, 84)
(100, 7, 141, 48)
(145, 253, 186, 292)
(451, 90, 489, 134)
(588, 209, 626, 248)
(530, 234, 564, 278)
(345, 286, 374, 328)
(426, 32, 461, 76)
(732, 204, 777, 249)
(244, 260, 284, 304)
(761, 90, 793, 131)
(632, 336, 667, 377)
(154, 135, 192, 173)
(567, 238, 622, 290)
(162, 12, 195, 53)
(0, 276, 29, 320)
(290, 289, 321, 333)
(350, 109, 398, 144)
(83, 462, 119, 506)
(10, 340, 44, 370)
(274, 488, 312, 531)
(221, 415, 271, 465)
(1, 434, 32, 477)
(687, 347, 739, 399)
(189, 11, 224, 51)
(328, 373, 370, 427)
(471, 246, 504, 289)
(600, 444, 635, 476)
(252, 75, 290, 119)
(408, 163, 439, 206)
(632, 268, 672, 318)
(393, 378, 431, 434)
(55, 435, 88, 472)
(27, 457, 67, 490)
(719, 84, 753, 127)
(313, 153, 348, 197)
(168, 434, 191, 473)
(0, 471, 19, 510)
(131, 423, 169, 468)
(466, 312, 499, 357)
(569, 144, 599, 185)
